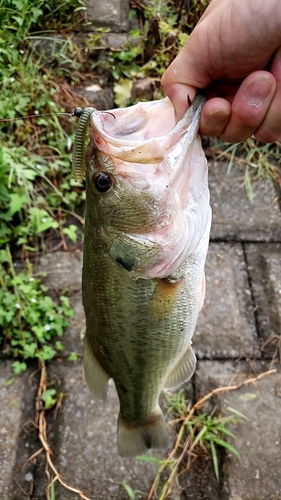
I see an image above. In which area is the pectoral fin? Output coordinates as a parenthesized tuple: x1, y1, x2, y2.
(164, 345, 196, 391)
(83, 336, 110, 400)
(108, 232, 161, 274)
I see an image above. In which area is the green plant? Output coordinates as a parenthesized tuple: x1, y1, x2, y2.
(0, 246, 73, 372)
(122, 482, 146, 500)
(133, 391, 246, 500)
(211, 138, 281, 200)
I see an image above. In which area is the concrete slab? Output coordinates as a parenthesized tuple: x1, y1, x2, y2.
(245, 243, 281, 359)
(195, 361, 281, 500)
(37, 250, 82, 295)
(0, 361, 38, 500)
(61, 290, 85, 356)
(209, 162, 281, 242)
(33, 360, 180, 500)
(194, 243, 259, 359)
(0, 362, 24, 499)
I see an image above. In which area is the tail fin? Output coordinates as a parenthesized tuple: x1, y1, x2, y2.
(117, 410, 169, 457)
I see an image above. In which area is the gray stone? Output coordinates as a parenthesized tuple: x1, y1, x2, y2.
(37, 250, 82, 294)
(86, 0, 129, 32)
(107, 33, 129, 49)
(209, 162, 281, 241)
(195, 361, 281, 500)
(245, 243, 281, 358)
(71, 84, 114, 110)
(194, 243, 259, 359)
(35, 361, 180, 500)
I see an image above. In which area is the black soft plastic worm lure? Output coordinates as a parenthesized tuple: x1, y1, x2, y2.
(72, 107, 96, 183)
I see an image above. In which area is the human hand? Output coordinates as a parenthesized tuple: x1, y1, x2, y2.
(161, 0, 281, 143)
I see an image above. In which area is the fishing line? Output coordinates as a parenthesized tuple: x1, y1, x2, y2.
(1, 106, 116, 183)
(0, 108, 116, 122)
(0, 111, 74, 122)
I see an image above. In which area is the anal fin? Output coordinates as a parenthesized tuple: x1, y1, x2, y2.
(83, 336, 110, 400)
(117, 409, 169, 457)
(164, 345, 196, 391)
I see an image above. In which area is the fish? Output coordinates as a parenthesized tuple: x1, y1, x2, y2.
(75, 95, 212, 457)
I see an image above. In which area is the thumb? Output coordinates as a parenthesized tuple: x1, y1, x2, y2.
(161, 34, 213, 121)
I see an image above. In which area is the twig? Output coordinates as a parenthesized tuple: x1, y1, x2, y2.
(192, 368, 277, 411)
(20, 447, 44, 470)
(13, 476, 28, 496)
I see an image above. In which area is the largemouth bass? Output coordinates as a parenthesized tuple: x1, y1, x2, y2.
(76, 95, 211, 457)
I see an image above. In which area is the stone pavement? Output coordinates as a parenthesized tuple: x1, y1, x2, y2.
(1, 161, 281, 500)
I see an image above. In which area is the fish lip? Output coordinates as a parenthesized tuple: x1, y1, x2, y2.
(89, 95, 205, 153)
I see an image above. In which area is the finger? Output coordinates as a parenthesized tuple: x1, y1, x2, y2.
(161, 83, 197, 122)
(199, 98, 231, 136)
(219, 71, 276, 143)
(254, 47, 281, 142)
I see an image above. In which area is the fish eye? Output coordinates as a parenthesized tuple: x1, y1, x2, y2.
(93, 172, 112, 193)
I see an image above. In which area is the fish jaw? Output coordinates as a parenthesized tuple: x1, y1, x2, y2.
(88, 95, 210, 279)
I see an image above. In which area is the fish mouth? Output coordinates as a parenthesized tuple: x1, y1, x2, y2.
(91, 98, 176, 145)
(89, 96, 204, 165)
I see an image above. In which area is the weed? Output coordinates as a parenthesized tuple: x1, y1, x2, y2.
(122, 482, 146, 500)
(0, 246, 73, 372)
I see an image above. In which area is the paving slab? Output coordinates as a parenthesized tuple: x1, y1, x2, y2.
(194, 243, 259, 359)
(209, 162, 281, 242)
(37, 250, 82, 295)
(61, 290, 85, 356)
(245, 243, 281, 358)
(33, 360, 181, 500)
(195, 360, 281, 500)
(0, 362, 24, 499)
(0, 361, 39, 500)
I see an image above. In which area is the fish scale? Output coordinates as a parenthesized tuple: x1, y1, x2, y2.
(77, 95, 211, 457)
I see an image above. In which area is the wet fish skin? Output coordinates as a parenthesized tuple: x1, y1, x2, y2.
(81, 95, 211, 457)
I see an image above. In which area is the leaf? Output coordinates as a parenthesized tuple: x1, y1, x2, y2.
(24, 342, 37, 358)
(238, 393, 257, 402)
(122, 482, 136, 500)
(55, 341, 64, 351)
(210, 440, 219, 480)
(114, 79, 133, 107)
(226, 407, 248, 421)
(63, 224, 77, 242)
(8, 193, 29, 216)
(136, 455, 162, 464)
(41, 388, 57, 409)
(12, 361, 27, 374)
(213, 438, 240, 459)
(67, 352, 78, 361)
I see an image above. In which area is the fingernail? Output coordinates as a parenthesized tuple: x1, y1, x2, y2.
(246, 78, 272, 107)
(205, 108, 229, 126)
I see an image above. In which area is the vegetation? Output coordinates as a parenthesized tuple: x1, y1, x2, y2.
(0, 0, 86, 370)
